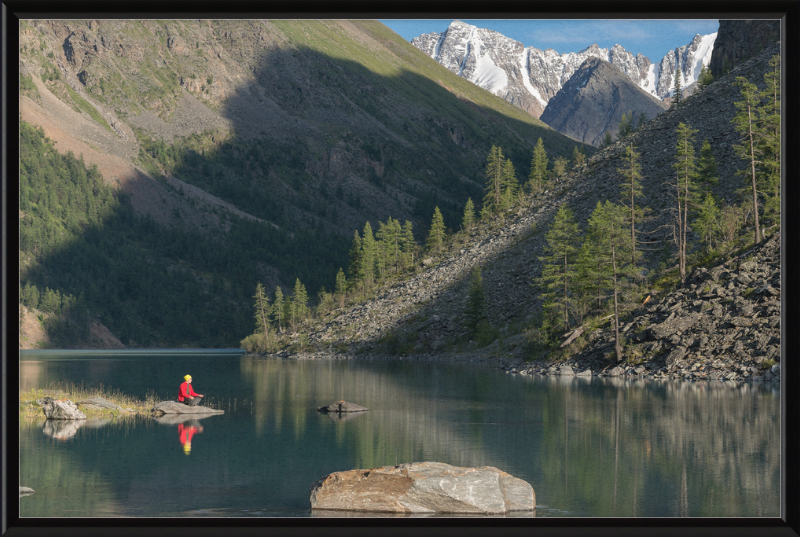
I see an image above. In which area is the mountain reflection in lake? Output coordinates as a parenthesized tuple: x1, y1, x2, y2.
(19, 353, 779, 517)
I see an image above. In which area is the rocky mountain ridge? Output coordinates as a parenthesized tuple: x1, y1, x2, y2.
(539, 58, 669, 146)
(411, 20, 716, 118)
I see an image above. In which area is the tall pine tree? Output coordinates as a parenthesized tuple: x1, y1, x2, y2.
(482, 145, 505, 216)
(617, 143, 645, 268)
(537, 203, 582, 334)
(585, 201, 636, 362)
(527, 138, 548, 199)
(672, 122, 700, 284)
(426, 206, 446, 255)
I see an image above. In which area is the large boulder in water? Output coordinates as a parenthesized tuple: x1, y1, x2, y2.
(317, 400, 368, 413)
(309, 462, 535, 514)
(40, 397, 86, 420)
(151, 401, 224, 415)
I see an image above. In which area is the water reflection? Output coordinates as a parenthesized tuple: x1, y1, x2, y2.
(177, 420, 204, 455)
(41, 418, 111, 440)
(18, 354, 779, 518)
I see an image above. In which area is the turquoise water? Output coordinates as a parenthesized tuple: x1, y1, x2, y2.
(18, 352, 780, 518)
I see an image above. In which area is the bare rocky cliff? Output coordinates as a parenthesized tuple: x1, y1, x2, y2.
(709, 20, 780, 78)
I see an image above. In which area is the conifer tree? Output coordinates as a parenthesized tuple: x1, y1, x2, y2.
(335, 268, 346, 308)
(401, 220, 417, 268)
(697, 63, 714, 88)
(462, 197, 476, 233)
(40, 287, 61, 314)
(391, 217, 403, 273)
(602, 131, 613, 147)
(527, 138, 548, 199)
(361, 222, 376, 288)
(552, 157, 568, 182)
(483, 145, 505, 215)
(697, 139, 719, 198)
(537, 203, 582, 334)
(732, 77, 765, 244)
(673, 65, 683, 105)
(617, 110, 633, 140)
(500, 158, 519, 212)
(253, 282, 272, 348)
(426, 206, 446, 255)
(617, 143, 645, 268)
(273, 285, 284, 333)
(463, 266, 486, 334)
(694, 193, 720, 252)
(375, 220, 390, 280)
(672, 122, 700, 283)
(347, 230, 362, 291)
(585, 201, 636, 362)
(292, 278, 308, 324)
(572, 146, 586, 168)
(760, 55, 781, 226)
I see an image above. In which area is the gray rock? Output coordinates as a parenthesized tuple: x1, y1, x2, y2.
(19, 487, 35, 496)
(650, 313, 699, 340)
(608, 366, 625, 377)
(77, 396, 123, 411)
(151, 401, 224, 415)
(41, 398, 86, 420)
(559, 365, 575, 376)
(309, 462, 534, 514)
(666, 346, 688, 370)
(576, 368, 592, 377)
(317, 400, 369, 413)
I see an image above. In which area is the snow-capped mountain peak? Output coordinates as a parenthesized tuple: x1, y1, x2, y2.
(411, 21, 716, 118)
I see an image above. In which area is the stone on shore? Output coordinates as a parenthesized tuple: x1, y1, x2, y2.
(151, 401, 225, 415)
(309, 462, 535, 514)
(77, 397, 123, 411)
(19, 487, 35, 496)
(40, 397, 86, 420)
(317, 400, 368, 413)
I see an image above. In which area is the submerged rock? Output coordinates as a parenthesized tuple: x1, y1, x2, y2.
(40, 397, 86, 420)
(151, 401, 225, 415)
(309, 462, 535, 514)
(317, 400, 368, 413)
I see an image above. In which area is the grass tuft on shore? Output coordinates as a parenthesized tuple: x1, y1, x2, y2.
(19, 382, 160, 421)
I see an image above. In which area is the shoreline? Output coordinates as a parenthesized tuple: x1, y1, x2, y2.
(244, 350, 781, 385)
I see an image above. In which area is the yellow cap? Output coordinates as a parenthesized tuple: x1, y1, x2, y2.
(184, 375, 192, 382)
(184, 442, 191, 454)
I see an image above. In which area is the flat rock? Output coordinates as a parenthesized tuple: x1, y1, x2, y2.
(309, 462, 535, 514)
(317, 400, 368, 413)
(77, 397, 123, 411)
(19, 487, 35, 496)
(151, 401, 224, 415)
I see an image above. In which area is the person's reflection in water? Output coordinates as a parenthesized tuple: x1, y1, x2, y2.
(178, 419, 204, 455)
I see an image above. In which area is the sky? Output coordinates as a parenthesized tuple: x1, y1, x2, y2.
(379, 19, 720, 64)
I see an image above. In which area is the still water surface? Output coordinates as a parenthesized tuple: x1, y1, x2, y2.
(19, 351, 780, 518)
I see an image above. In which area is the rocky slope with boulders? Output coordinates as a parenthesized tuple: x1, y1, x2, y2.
(505, 229, 780, 383)
(283, 43, 780, 384)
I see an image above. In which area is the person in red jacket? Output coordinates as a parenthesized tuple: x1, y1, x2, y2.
(178, 374, 204, 406)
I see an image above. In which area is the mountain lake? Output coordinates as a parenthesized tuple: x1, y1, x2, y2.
(18, 350, 780, 518)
